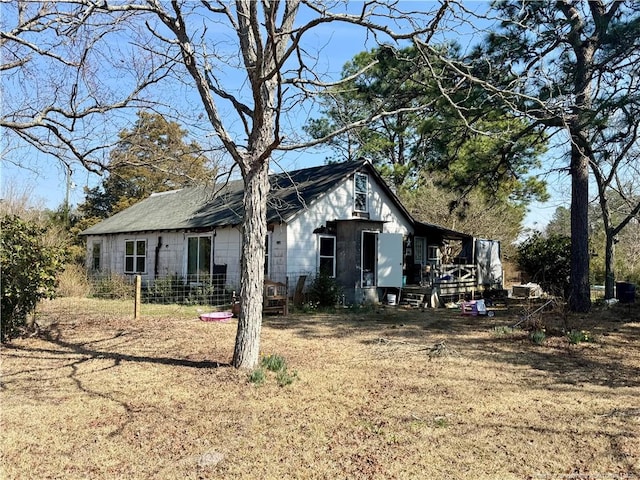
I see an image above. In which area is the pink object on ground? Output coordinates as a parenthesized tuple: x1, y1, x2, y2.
(199, 312, 233, 322)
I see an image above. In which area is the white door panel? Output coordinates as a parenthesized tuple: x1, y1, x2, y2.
(378, 233, 403, 287)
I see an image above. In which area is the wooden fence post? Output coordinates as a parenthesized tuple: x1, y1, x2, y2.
(134, 275, 141, 320)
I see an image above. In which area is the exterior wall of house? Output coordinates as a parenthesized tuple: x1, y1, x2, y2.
(287, 177, 347, 276)
(211, 227, 242, 287)
(268, 223, 288, 284)
(286, 173, 413, 275)
(85, 231, 189, 281)
(84, 169, 414, 304)
(156, 231, 187, 276)
(85, 227, 244, 289)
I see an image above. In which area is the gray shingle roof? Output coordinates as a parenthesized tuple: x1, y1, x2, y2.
(80, 160, 378, 235)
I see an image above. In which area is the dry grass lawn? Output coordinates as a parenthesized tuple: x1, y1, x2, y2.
(1, 297, 639, 479)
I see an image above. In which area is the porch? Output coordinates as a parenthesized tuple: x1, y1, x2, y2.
(396, 264, 479, 308)
(403, 221, 503, 307)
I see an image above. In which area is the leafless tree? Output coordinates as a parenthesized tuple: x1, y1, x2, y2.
(412, 0, 640, 312)
(592, 130, 640, 298)
(2, 0, 452, 368)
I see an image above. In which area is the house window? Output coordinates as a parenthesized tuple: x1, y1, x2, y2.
(125, 239, 147, 274)
(318, 235, 336, 277)
(354, 173, 369, 213)
(264, 234, 271, 278)
(428, 245, 440, 262)
(92, 241, 102, 271)
(187, 235, 212, 283)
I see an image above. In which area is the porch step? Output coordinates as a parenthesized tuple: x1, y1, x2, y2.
(400, 292, 426, 308)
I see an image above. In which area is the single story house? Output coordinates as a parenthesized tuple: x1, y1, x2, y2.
(80, 159, 502, 305)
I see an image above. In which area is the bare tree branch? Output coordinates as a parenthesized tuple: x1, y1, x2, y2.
(2, 0, 457, 368)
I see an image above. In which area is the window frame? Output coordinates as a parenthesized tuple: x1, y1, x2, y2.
(91, 240, 102, 271)
(264, 233, 271, 278)
(353, 172, 369, 213)
(361, 230, 378, 286)
(186, 234, 213, 284)
(318, 235, 337, 278)
(414, 237, 426, 265)
(124, 239, 147, 274)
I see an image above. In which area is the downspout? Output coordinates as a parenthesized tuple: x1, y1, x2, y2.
(212, 229, 216, 270)
(154, 236, 163, 278)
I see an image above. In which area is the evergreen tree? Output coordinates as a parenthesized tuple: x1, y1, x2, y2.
(306, 45, 548, 247)
(78, 111, 214, 224)
(469, 0, 640, 310)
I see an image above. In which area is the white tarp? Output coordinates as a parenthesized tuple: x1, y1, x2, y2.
(475, 239, 503, 287)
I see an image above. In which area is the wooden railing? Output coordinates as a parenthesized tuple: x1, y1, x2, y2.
(433, 264, 477, 299)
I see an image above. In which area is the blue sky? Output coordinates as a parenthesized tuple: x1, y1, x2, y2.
(1, 2, 567, 229)
(2, 13, 364, 209)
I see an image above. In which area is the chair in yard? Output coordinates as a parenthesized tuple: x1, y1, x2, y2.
(263, 279, 288, 316)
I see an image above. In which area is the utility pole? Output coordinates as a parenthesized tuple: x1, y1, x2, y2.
(64, 164, 74, 224)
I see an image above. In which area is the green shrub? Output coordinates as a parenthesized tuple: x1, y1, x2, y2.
(91, 273, 133, 300)
(492, 325, 517, 336)
(248, 368, 266, 386)
(186, 278, 218, 305)
(567, 329, 593, 344)
(433, 417, 449, 428)
(529, 329, 546, 345)
(300, 301, 318, 313)
(275, 369, 298, 387)
(1, 215, 67, 342)
(145, 274, 186, 304)
(308, 272, 342, 307)
(250, 353, 297, 387)
(261, 354, 287, 372)
(516, 233, 571, 297)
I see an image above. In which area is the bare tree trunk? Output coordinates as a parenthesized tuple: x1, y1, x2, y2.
(594, 166, 640, 300)
(604, 229, 615, 299)
(566, 22, 596, 313)
(232, 159, 270, 369)
(595, 179, 615, 299)
(569, 145, 591, 312)
(2, 0, 452, 368)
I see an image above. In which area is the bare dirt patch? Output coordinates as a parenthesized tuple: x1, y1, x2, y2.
(1, 298, 639, 479)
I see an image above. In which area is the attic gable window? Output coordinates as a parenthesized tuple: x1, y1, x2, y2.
(354, 173, 369, 213)
(125, 239, 147, 274)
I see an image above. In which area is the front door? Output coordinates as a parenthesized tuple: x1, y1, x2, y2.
(361, 231, 377, 287)
(360, 231, 403, 288)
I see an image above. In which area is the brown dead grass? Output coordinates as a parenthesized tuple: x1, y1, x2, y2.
(1, 298, 639, 480)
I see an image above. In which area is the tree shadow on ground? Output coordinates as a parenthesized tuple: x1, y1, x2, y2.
(262, 306, 479, 341)
(3, 323, 230, 371)
(466, 323, 640, 389)
(265, 305, 640, 390)
(2, 323, 229, 440)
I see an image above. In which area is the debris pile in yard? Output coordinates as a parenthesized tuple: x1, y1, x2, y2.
(427, 340, 458, 359)
(372, 338, 459, 360)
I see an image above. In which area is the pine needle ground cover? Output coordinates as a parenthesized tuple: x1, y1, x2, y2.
(1, 298, 639, 479)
